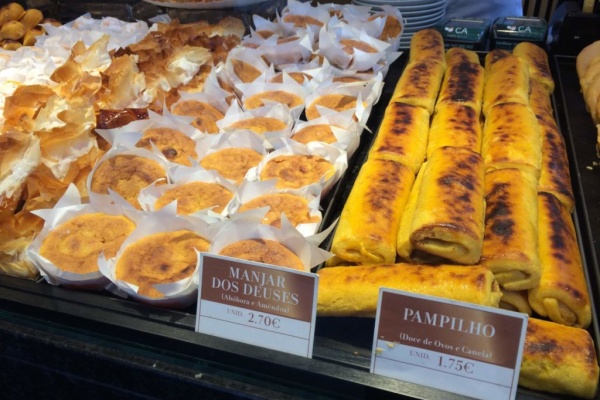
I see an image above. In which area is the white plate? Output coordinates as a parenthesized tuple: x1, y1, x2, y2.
(404, 9, 445, 23)
(355, 0, 446, 9)
(143, 0, 268, 9)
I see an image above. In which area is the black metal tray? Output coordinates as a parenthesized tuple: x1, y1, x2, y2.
(1, 53, 599, 400)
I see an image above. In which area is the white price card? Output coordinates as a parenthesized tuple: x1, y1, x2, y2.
(371, 289, 528, 400)
(196, 253, 318, 358)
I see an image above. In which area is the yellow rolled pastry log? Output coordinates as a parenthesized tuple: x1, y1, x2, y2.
(435, 61, 485, 112)
(481, 168, 541, 291)
(499, 289, 532, 315)
(390, 60, 444, 114)
(317, 263, 502, 318)
(330, 157, 415, 265)
(445, 47, 480, 66)
(482, 102, 542, 179)
(513, 41, 555, 94)
(484, 49, 512, 74)
(520, 318, 599, 399)
(528, 193, 592, 328)
(427, 103, 482, 158)
(408, 28, 446, 70)
(529, 80, 575, 213)
(407, 146, 485, 265)
(369, 101, 430, 173)
(482, 54, 530, 116)
(396, 162, 424, 261)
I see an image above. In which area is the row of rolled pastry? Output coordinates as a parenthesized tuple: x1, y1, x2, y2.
(328, 29, 446, 266)
(395, 33, 486, 266)
(480, 43, 591, 330)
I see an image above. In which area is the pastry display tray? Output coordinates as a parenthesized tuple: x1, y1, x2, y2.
(1, 53, 599, 400)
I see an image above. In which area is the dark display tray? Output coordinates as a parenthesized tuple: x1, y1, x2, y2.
(1, 53, 599, 400)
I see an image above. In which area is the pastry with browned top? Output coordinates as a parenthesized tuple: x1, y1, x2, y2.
(291, 124, 336, 144)
(171, 100, 224, 134)
(200, 148, 263, 184)
(136, 127, 197, 166)
(90, 154, 167, 209)
(40, 213, 135, 274)
(243, 90, 303, 110)
(239, 193, 319, 228)
(260, 154, 335, 189)
(155, 181, 233, 214)
(116, 230, 209, 298)
(219, 238, 304, 270)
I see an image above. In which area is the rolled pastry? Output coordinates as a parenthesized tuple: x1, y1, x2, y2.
(369, 101, 430, 173)
(520, 318, 599, 399)
(481, 168, 541, 291)
(435, 61, 485, 112)
(482, 54, 530, 116)
(484, 49, 511, 74)
(513, 41, 555, 94)
(317, 263, 502, 317)
(330, 158, 414, 265)
(528, 192, 591, 328)
(482, 102, 542, 178)
(445, 47, 480, 66)
(529, 80, 575, 213)
(408, 28, 446, 69)
(408, 146, 485, 265)
(499, 289, 532, 315)
(427, 103, 482, 158)
(390, 60, 445, 114)
(396, 162, 424, 261)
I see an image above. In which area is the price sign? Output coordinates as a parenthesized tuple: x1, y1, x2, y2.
(371, 289, 528, 400)
(196, 254, 318, 358)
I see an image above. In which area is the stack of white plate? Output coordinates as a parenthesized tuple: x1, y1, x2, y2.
(351, 0, 448, 49)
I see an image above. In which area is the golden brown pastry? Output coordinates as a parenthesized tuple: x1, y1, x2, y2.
(238, 193, 319, 228)
(482, 103, 542, 178)
(260, 154, 335, 189)
(481, 168, 541, 291)
(39, 213, 135, 274)
(427, 103, 481, 158)
(243, 90, 303, 110)
(305, 93, 359, 120)
(339, 38, 377, 54)
(408, 28, 446, 70)
(435, 61, 484, 112)
(520, 318, 599, 399)
(116, 230, 209, 298)
(498, 289, 532, 315)
(317, 263, 502, 317)
(484, 49, 512, 74)
(331, 158, 414, 265)
(281, 14, 324, 28)
(482, 54, 530, 116)
(136, 127, 197, 166)
(0, 20, 25, 40)
(219, 238, 304, 270)
(368, 101, 430, 173)
(390, 60, 445, 114)
(231, 58, 262, 83)
(406, 147, 485, 265)
(445, 47, 480, 66)
(396, 162, 424, 261)
(90, 154, 167, 209)
(155, 181, 234, 214)
(529, 80, 575, 213)
(200, 148, 263, 184)
(171, 100, 224, 134)
(229, 117, 287, 134)
(528, 192, 591, 328)
(513, 41, 555, 94)
(291, 124, 336, 145)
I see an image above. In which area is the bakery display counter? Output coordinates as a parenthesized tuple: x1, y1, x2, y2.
(1, 49, 600, 399)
